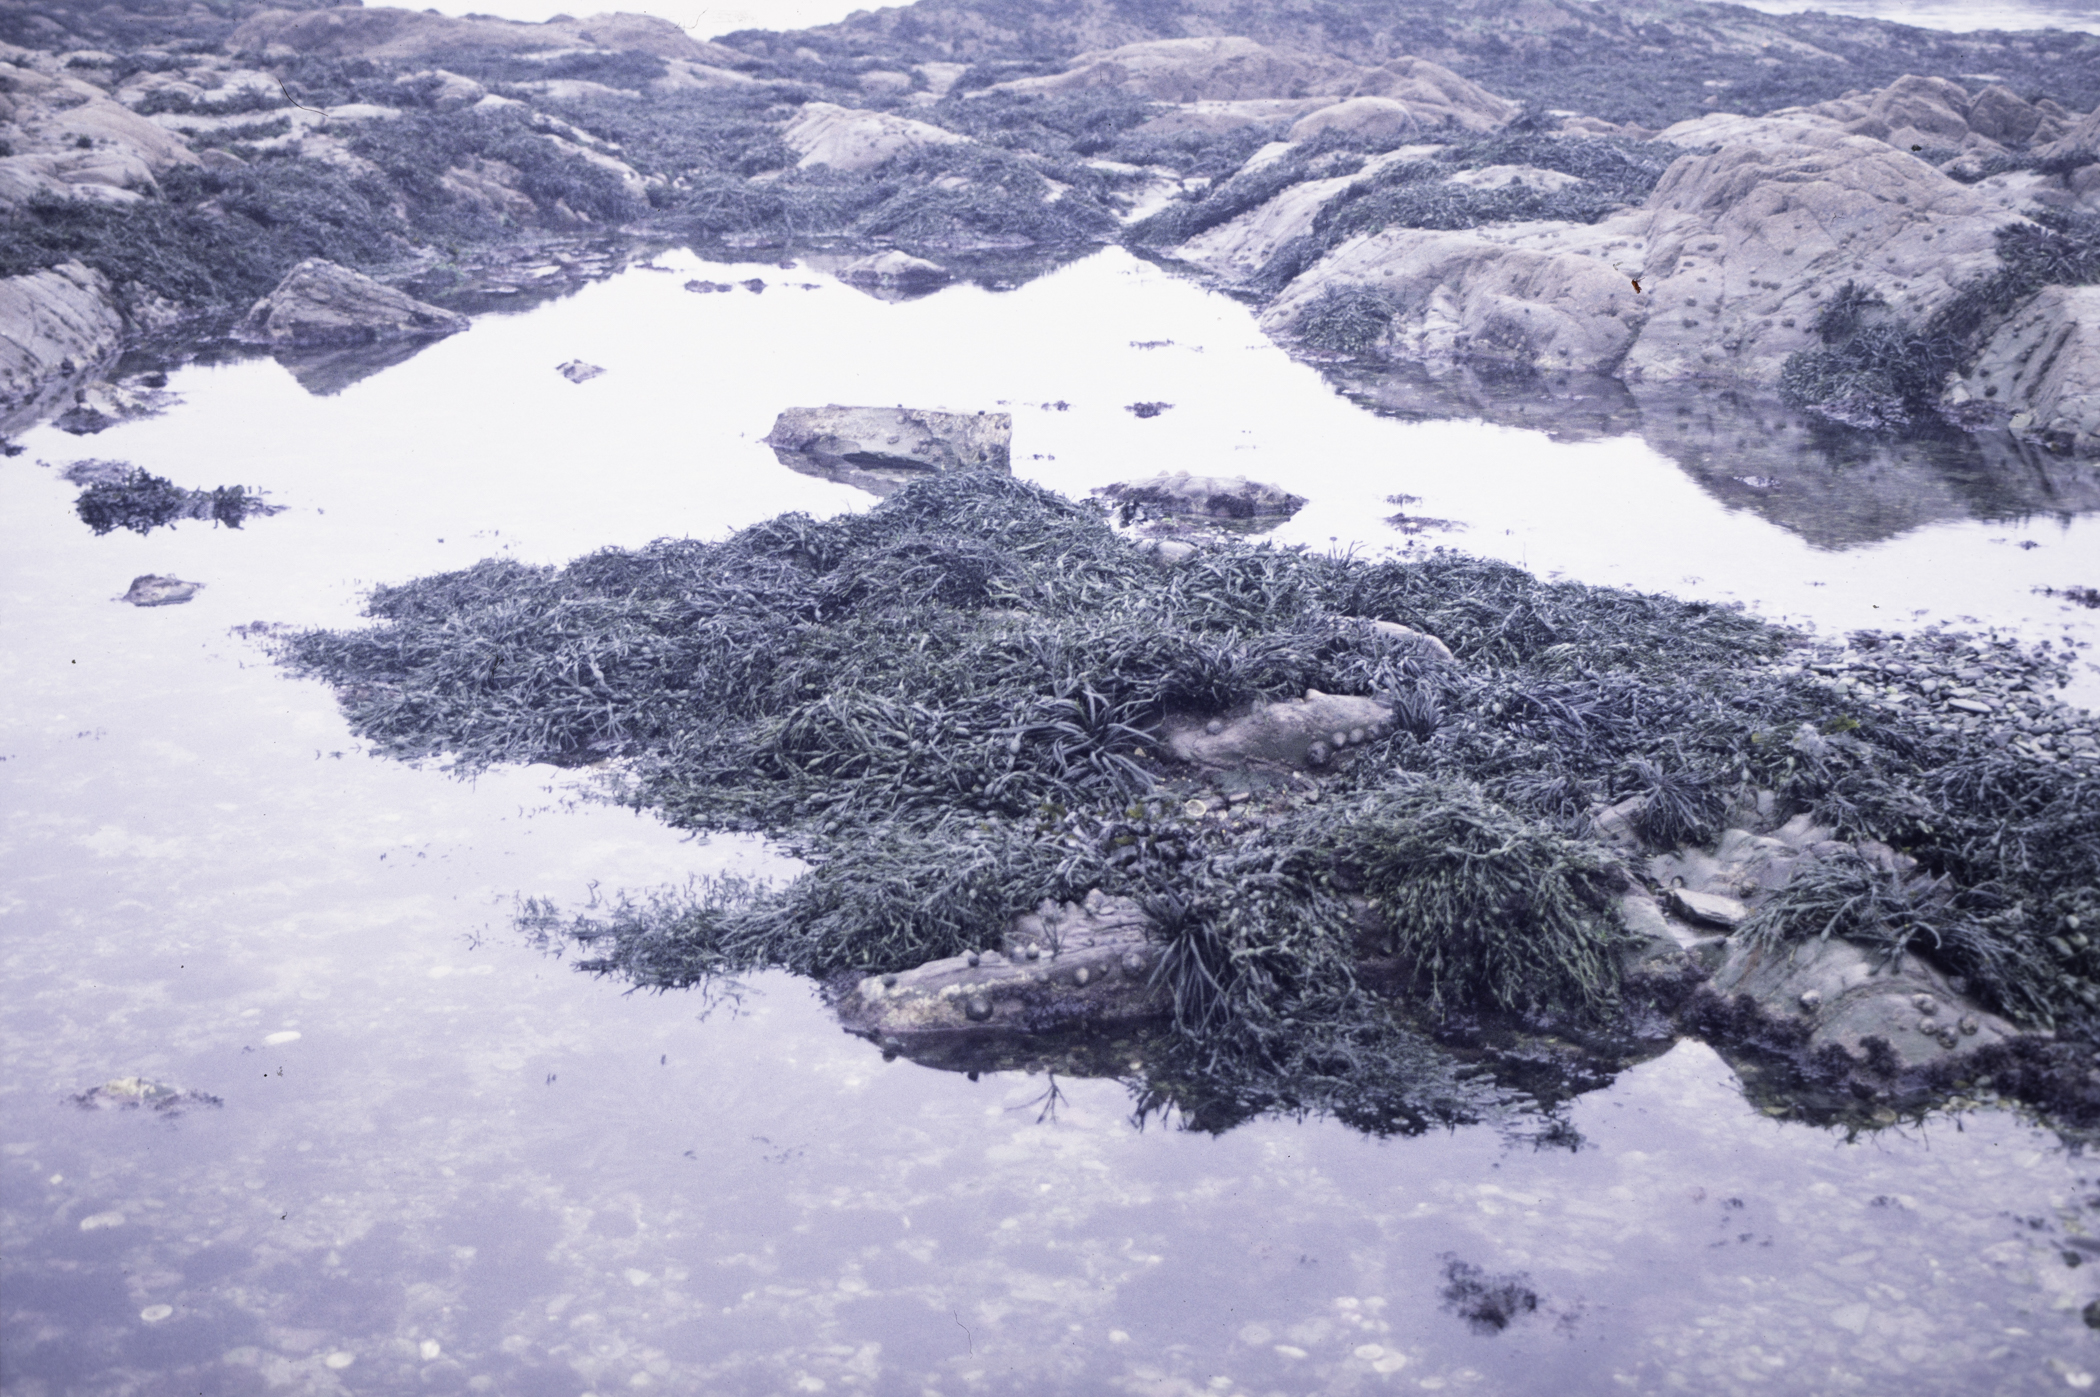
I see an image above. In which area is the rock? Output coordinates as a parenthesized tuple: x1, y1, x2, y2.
(1350, 617, 1455, 662)
(836, 249, 950, 294)
(1164, 689, 1394, 773)
(779, 101, 968, 173)
(2034, 105, 2100, 169)
(1706, 934, 2018, 1069)
(229, 7, 746, 64)
(70, 1075, 220, 1112)
(1667, 887, 1749, 928)
(1132, 98, 1336, 137)
(1966, 84, 2049, 146)
(1948, 285, 2100, 456)
(232, 259, 471, 350)
(1095, 472, 1306, 529)
(437, 156, 537, 223)
(1260, 113, 2038, 386)
(648, 59, 760, 94)
(1794, 74, 2068, 155)
(392, 68, 485, 108)
(985, 36, 1366, 103)
(835, 892, 1166, 1041)
(53, 376, 179, 434)
(556, 359, 605, 383)
(684, 279, 732, 293)
(1347, 56, 1520, 132)
(1287, 96, 1420, 143)
(764, 404, 1012, 495)
(120, 574, 202, 606)
(0, 261, 125, 430)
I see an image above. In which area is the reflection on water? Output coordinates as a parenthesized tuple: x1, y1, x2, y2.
(1327, 361, 2100, 550)
(1731, 0, 2100, 34)
(4, 246, 2100, 1394)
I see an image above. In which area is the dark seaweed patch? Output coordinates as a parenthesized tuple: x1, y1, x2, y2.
(69, 464, 280, 536)
(283, 472, 2100, 1129)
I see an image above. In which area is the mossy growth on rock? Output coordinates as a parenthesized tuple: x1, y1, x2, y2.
(283, 471, 2100, 1129)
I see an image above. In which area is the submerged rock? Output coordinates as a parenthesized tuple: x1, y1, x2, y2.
(119, 574, 202, 606)
(764, 404, 1012, 495)
(837, 890, 1166, 1044)
(233, 259, 470, 351)
(556, 359, 605, 383)
(71, 1075, 220, 1113)
(1095, 472, 1306, 530)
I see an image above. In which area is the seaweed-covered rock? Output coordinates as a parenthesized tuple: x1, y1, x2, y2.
(233, 259, 470, 350)
(227, 6, 743, 63)
(763, 404, 1011, 494)
(1287, 96, 1420, 143)
(836, 890, 1165, 1044)
(1947, 284, 2100, 454)
(780, 101, 969, 173)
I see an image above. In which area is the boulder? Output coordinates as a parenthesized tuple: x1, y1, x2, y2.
(1165, 689, 1395, 773)
(835, 890, 1166, 1044)
(1948, 284, 2100, 455)
(1288, 95, 1419, 143)
(985, 36, 1365, 103)
(780, 101, 968, 173)
(764, 404, 1012, 495)
(232, 259, 471, 350)
(1348, 57, 1520, 132)
(1094, 472, 1306, 528)
(836, 249, 950, 293)
(0, 261, 125, 429)
(2035, 106, 2100, 168)
(119, 574, 202, 606)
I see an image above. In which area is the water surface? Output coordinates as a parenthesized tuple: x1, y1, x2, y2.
(4, 249, 2099, 1395)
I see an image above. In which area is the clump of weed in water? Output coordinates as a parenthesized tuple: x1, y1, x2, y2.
(281, 470, 2100, 1126)
(70, 464, 280, 536)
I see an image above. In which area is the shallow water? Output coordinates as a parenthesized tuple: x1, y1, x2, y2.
(4, 249, 2100, 1395)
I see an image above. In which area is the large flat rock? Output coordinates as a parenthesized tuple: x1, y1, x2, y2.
(232, 259, 471, 351)
(764, 405, 1011, 495)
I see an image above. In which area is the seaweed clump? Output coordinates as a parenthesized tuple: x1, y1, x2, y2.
(68, 463, 281, 536)
(283, 471, 2100, 1127)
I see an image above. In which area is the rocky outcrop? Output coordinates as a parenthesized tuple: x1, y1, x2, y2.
(1255, 113, 2044, 388)
(1791, 74, 2072, 156)
(0, 262, 127, 430)
(764, 405, 1012, 494)
(232, 259, 471, 350)
(779, 102, 970, 173)
(228, 7, 745, 64)
(0, 50, 199, 208)
(1949, 284, 2100, 455)
(986, 36, 1366, 103)
(1005, 39, 1514, 135)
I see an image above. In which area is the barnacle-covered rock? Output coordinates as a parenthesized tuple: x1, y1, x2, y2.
(836, 890, 1165, 1044)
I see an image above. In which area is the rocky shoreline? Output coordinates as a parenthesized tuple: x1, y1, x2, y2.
(6, 1, 2100, 467)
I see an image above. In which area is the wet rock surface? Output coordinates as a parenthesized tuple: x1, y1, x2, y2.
(764, 404, 1012, 494)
